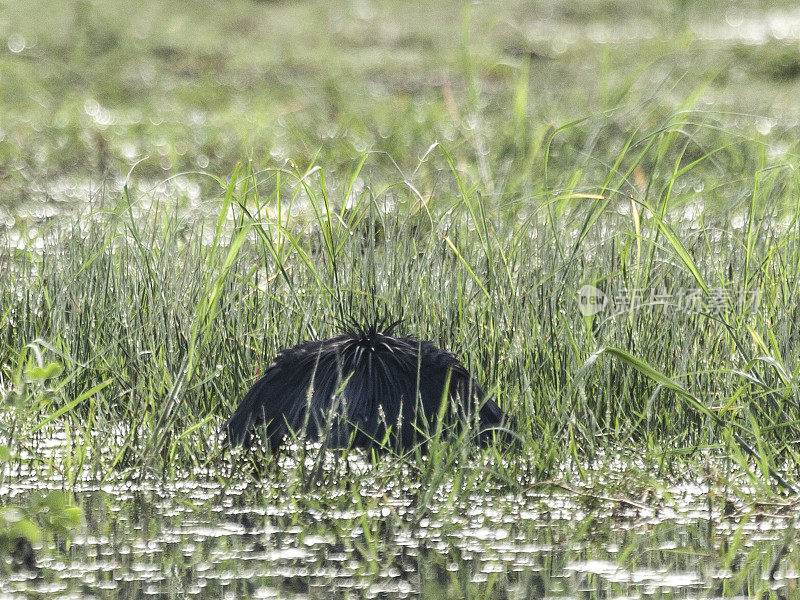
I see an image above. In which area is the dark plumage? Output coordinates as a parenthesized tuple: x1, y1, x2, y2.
(224, 322, 506, 452)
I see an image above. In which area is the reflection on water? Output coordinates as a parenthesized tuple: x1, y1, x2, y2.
(1, 449, 798, 599)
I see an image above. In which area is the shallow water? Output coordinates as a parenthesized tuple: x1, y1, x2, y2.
(2, 450, 797, 599)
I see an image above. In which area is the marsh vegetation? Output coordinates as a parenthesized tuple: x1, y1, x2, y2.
(4, 0, 800, 597)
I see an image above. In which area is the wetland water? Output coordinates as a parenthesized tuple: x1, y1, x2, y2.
(2, 450, 796, 599)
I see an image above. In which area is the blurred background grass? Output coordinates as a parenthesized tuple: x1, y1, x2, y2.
(3, 0, 800, 217)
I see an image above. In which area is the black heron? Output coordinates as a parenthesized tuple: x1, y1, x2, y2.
(224, 322, 506, 451)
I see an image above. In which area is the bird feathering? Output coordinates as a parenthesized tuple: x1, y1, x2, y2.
(224, 324, 506, 451)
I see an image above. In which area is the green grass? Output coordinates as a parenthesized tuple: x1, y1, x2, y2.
(3, 136, 800, 480)
(3, 0, 800, 596)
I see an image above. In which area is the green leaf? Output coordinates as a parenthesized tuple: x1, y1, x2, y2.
(10, 519, 41, 544)
(0, 507, 24, 525)
(32, 378, 113, 434)
(60, 507, 83, 528)
(25, 361, 63, 382)
(603, 346, 716, 421)
(41, 491, 68, 512)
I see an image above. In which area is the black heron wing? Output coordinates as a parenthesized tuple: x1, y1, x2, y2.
(224, 332, 508, 451)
